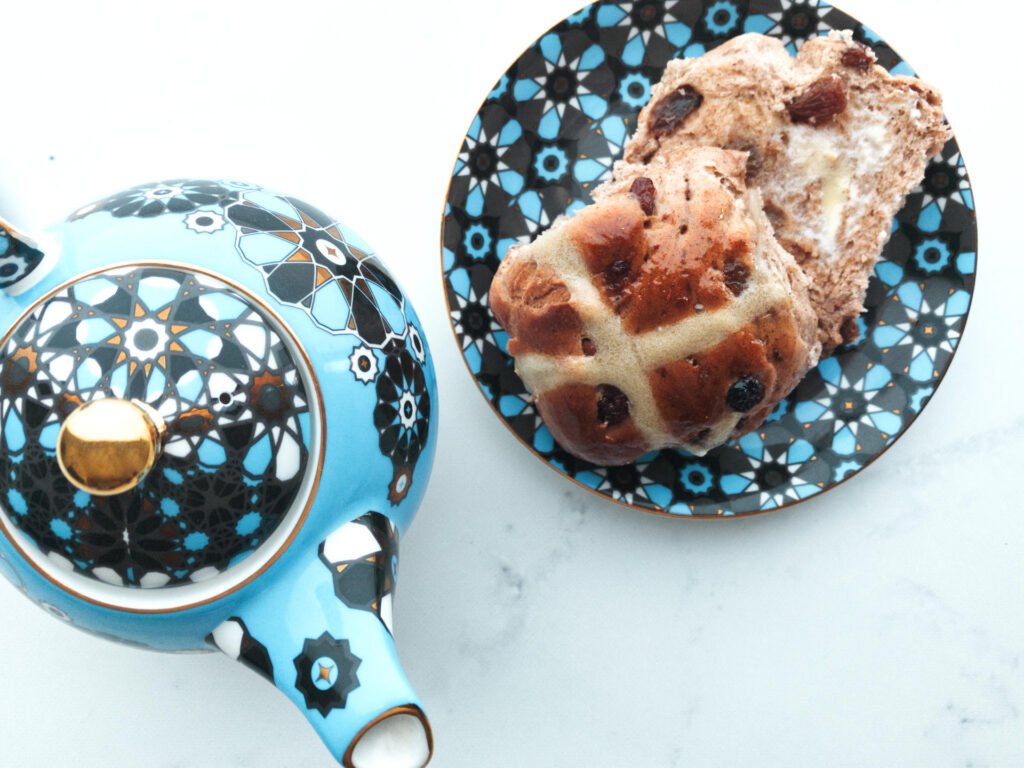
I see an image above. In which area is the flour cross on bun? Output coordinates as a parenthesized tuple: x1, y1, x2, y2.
(490, 31, 950, 467)
(491, 147, 821, 466)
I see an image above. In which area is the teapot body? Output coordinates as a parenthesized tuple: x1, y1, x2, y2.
(0, 181, 437, 766)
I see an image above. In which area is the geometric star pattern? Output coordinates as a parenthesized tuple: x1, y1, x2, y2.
(318, 511, 399, 634)
(226, 193, 408, 347)
(293, 632, 362, 717)
(54, 179, 432, 521)
(374, 341, 432, 507)
(442, 0, 977, 517)
(0, 266, 313, 585)
(0, 225, 45, 291)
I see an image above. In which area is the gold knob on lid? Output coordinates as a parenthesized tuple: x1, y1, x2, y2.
(57, 399, 166, 496)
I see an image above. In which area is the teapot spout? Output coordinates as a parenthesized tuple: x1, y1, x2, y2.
(209, 512, 432, 767)
(0, 216, 53, 296)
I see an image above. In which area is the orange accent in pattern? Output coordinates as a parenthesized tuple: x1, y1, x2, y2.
(177, 407, 214, 432)
(0, 260, 325, 613)
(10, 346, 38, 373)
(271, 231, 301, 244)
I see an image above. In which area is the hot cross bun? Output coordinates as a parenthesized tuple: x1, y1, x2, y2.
(490, 147, 821, 466)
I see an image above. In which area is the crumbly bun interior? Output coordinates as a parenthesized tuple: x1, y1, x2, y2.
(625, 31, 951, 350)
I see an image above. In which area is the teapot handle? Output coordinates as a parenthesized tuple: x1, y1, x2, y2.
(209, 512, 433, 768)
(0, 215, 52, 296)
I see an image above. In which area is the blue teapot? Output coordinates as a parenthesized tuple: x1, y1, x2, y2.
(0, 180, 437, 767)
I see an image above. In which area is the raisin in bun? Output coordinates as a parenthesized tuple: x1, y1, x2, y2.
(625, 31, 951, 351)
(490, 146, 821, 466)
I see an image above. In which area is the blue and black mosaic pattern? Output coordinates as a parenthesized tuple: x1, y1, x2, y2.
(226, 195, 408, 347)
(63, 180, 431, 509)
(0, 266, 314, 585)
(69, 180, 411, 351)
(442, 0, 977, 517)
(69, 180, 240, 221)
(294, 632, 362, 717)
(319, 512, 399, 634)
(0, 225, 45, 291)
(208, 617, 277, 682)
(375, 340, 431, 506)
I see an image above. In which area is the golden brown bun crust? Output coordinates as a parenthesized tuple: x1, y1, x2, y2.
(489, 146, 819, 466)
(535, 384, 649, 466)
(490, 259, 584, 358)
(575, 153, 756, 336)
(648, 311, 802, 445)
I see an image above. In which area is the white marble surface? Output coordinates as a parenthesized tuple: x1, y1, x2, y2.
(0, 1, 1019, 765)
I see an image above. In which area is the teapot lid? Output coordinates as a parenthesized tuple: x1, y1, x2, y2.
(0, 264, 320, 599)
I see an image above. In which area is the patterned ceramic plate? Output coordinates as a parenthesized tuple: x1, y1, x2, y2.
(441, 0, 976, 517)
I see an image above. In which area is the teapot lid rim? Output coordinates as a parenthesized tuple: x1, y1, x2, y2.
(0, 260, 326, 613)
